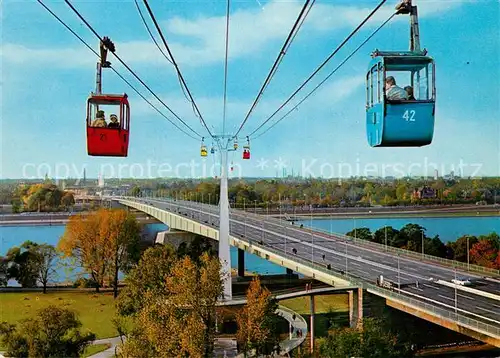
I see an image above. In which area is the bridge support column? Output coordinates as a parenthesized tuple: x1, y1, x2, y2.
(237, 249, 245, 277)
(218, 149, 232, 300)
(310, 294, 315, 354)
(348, 288, 363, 329)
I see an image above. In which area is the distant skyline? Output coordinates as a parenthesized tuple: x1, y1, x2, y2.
(2, 0, 499, 179)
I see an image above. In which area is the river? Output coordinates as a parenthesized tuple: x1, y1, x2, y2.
(1, 216, 498, 284)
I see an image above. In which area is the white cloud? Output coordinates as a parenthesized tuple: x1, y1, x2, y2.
(2, 0, 467, 68)
(315, 75, 365, 104)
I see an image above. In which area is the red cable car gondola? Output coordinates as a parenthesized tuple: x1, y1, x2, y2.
(242, 136, 250, 160)
(86, 37, 130, 157)
(86, 94, 130, 156)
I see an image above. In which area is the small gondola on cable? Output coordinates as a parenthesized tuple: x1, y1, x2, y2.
(242, 137, 250, 160)
(86, 37, 131, 156)
(366, 0, 435, 147)
(200, 138, 208, 157)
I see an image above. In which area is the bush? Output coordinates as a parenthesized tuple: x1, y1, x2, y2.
(0, 305, 95, 357)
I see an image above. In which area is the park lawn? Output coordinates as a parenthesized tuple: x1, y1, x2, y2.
(0, 291, 117, 340)
(81, 343, 112, 358)
(279, 293, 349, 315)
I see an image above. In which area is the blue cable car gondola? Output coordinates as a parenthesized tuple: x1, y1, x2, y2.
(366, 0, 436, 147)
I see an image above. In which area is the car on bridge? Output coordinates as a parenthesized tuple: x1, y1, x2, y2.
(451, 277, 472, 286)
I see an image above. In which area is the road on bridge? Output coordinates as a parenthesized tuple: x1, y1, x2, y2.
(128, 198, 500, 328)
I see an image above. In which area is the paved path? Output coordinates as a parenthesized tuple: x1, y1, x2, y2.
(88, 337, 123, 358)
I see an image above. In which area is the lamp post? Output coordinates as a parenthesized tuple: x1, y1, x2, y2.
(421, 229, 424, 258)
(345, 239, 348, 275)
(385, 225, 388, 252)
(279, 193, 282, 224)
(454, 265, 458, 314)
(397, 253, 401, 290)
(310, 204, 314, 264)
(467, 236, 470, 271)
(284, 224, 287, 255)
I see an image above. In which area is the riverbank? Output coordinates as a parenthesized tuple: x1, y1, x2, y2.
(289, 209, 499, 220)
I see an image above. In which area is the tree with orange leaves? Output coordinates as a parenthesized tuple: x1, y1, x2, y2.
(119, 252, 223, 358)
(236, 277, 280, 356)
(470, 233, 500, 270)
(58, 208, 140, 295)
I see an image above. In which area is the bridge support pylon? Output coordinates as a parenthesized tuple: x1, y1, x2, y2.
(218, 148, 232, 301)
(348, 288, 364, 329)
(237, 248, 245, 277)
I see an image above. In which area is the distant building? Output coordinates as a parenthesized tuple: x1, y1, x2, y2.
(434, 170, 438, 180)
(412, 186, 437, 200)
(98, 173, 105, 188)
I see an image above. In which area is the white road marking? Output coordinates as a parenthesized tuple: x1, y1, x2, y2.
(438, 294, 455, 302)
(458, 294, 475, 301)
(476, 306, 499, 315)
(423, 284, 440, 290)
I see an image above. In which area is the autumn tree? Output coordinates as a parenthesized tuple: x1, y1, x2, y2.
(106, 209, 141, 298)
(120, 253, 223, 358)
(236, 277, 280, 356)
(116, 244, 177, 316)
(470, 233, 500, 269)
(59, 208, 140, 294)
(447, 235, 478, 262)
(0, 305, 95, 358)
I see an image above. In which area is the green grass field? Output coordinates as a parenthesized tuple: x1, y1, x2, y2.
(279, 293, 349, 315)
(0, 291, 118, 339)
(279, 293, 350, 337)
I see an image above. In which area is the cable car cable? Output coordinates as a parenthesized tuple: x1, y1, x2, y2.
(141, 0, 215, 139)
(233, 0, 315, 139)
(133, 0, 193, 108)
(246, 0, 387, 138)
(133, 0, 172, 65)
(36, 0, 199, 141)
(251, 11, 397, 140)
(222, 0, 231, 137)
(62, 0, 202, 139)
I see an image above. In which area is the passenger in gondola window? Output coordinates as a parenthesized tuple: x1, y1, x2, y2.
(385, 76, 408, 100)
(92, 110, 107, 127)
(404, 86, 416, 100)
(108, 114, 120, 128)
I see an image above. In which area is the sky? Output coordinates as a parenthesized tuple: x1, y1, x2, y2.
(1, 0, 499, 180)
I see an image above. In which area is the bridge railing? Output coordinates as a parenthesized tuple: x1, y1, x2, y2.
(365, 283, 500, 337)
(245, 240, 500, 338)
(235, 205, 500, 277)
(303, 226, 500, 277)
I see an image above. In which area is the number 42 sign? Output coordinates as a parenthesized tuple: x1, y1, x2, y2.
(403, 110, 416, 122)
